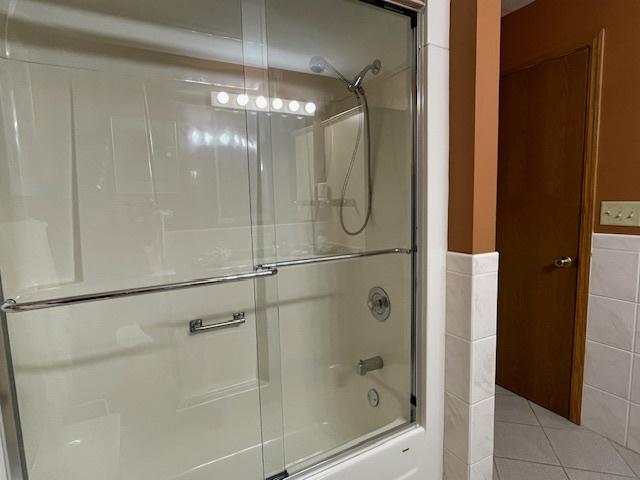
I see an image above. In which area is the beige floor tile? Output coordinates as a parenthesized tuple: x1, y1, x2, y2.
(530, 402, 581, 430)
(611, 442, 640, 477)
(495, 395, 539, 426)
(494, 422, 559, 465)
(544, 428, 634, 476)
(565, 469, 636, 479)
(494, 458, 567, 480)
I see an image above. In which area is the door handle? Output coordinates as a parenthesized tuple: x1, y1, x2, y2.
(554, 256, 573, 268)
(189, 312, 245, 334)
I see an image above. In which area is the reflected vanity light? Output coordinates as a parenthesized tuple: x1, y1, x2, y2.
(288, 100, 300, 112)
(236, 94, 249, 106)
(219, 132, 231, 145)
(216, 91, 230, 105)
(210, 91, 316, 117)
(255, 96, 268, 109)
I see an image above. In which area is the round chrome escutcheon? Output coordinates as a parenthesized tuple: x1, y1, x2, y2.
(368, 388, 380, 407)
(367, 286, 391, 321)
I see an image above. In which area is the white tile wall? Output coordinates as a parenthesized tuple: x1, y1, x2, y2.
(587, 296, 636, 351)
(444, 251, 499, 480)
(425, 0, 450, 49)
(583, 233, 640, 452)
(584, 341, 632, 399)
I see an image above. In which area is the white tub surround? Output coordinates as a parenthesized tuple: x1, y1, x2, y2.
(444, 252, 499, 480)
(583, 233, 640, 450)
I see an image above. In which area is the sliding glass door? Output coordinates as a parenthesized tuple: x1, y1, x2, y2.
(254, 0, 415, 474)
(0, 1, 416, 479)
(0, 1, 270, 479)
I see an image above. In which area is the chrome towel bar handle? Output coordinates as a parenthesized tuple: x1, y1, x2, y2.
(189, 312, 246, 334)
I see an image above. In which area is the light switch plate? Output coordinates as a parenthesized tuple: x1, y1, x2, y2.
(600, 201, 640, 227)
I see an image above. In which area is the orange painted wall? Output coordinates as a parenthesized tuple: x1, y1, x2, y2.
(449, 0, 502, 254)
(501, 0, 640, 235)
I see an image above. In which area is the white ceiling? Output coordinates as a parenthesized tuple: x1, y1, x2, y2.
(502, 0, 536, 16)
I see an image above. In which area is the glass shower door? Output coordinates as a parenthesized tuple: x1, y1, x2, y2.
(254, 0, 416, 474)
(0, 1, 273, 479)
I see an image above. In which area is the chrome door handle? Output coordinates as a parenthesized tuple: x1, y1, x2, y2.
(189, 312, 245, 334)
(554, 256, 573, 268)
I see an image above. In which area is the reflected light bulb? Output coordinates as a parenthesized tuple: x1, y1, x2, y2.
(236, 93, 249, 106)
(305, 102, 317, 114)
(255, 96, 268, 109)
(219, 133, 231, 145)
(216, 91, 230, 105)
(288, 100, 300, 112)
(272, 98, 284, 110)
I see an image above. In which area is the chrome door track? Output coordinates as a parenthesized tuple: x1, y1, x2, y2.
(266, 470, 289, 480)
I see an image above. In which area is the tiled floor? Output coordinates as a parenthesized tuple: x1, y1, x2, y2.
(493, 385, 640, 480)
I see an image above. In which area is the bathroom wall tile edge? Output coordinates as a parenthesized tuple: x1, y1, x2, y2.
(444, 251, 498, 480)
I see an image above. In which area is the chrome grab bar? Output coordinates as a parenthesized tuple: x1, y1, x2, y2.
(189, 312, 246, 334)
(257, 247, 413, 270)
(0, 268, 277, 313)
(0, 246, 413, 314)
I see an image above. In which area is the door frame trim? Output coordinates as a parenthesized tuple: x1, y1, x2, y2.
(500, 30, 605, 423)
(569, 30, 605, 424)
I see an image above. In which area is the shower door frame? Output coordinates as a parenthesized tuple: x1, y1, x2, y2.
(0, 3, 426, 480)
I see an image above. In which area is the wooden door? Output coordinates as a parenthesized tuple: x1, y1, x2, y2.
(496, 48, 590, 418)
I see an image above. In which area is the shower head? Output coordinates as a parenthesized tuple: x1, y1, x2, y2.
(308, 56, 351, 85)
(309, 55, 329, 74)
(308, 56, 382, 92)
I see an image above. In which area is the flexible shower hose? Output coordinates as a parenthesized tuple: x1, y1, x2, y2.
(339, 88, 373, 236)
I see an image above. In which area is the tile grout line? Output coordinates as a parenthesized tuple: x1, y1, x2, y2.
(626, 302, 638, 447)
(495, 419, 542, 428)
(636, 252, 640, 304)
(589, 292, 639, 306)
(527, 399, 570, 479)
(587, 337, 637, 355)
(445, 388, 494, 408)
(610, 441, 640, 479)
(591, 246, 640, 254)
(445, 330, 496, 345)
(443, 447, 470, 471)
(492, 454, 564, 469)
(584, 383, 632, 404)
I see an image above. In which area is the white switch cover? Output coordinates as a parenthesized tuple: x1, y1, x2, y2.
(601, 201, 640, 227)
